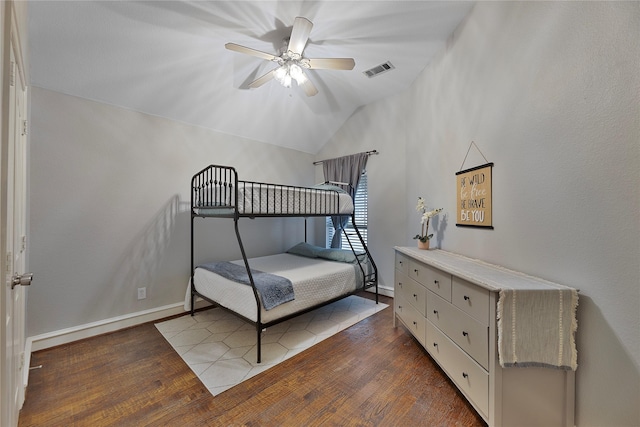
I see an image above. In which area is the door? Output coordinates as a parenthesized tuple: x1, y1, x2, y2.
(2, 22, 29, 427)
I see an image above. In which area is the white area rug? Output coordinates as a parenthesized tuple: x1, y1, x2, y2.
(155, 295, 388, 396)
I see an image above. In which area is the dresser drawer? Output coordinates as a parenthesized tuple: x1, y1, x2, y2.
(395, 270, 410, 299)
(427, 292, 489, 370)
(395, 295, 426, 346)
(408, 260, 423, 284)
(426, 267, 452, 302)
(396, 270, 426, 316)
(405, 278, 426, 316)
(452, 277, 490, 324)
(395, 252, 410, 275)
(409, 260, 452, 302)
(427, 321, 489, 418)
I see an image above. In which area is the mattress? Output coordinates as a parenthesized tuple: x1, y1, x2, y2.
(194, 182, 354, 216)
(188, 253, 359, 323)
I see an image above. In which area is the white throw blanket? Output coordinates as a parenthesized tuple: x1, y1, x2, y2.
(498, 288, 578, 370)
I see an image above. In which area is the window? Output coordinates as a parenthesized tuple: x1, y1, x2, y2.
(326, 172, 368, 251)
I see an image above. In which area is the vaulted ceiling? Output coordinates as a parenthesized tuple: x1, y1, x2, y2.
(28, 1, 474, 154)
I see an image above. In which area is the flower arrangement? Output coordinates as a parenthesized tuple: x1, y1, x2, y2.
(413, 197, 443, 243)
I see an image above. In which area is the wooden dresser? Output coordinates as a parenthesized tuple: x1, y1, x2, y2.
(393, 247, 576, 427)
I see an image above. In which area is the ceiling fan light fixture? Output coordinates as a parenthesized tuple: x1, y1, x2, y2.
(274, 65, 288, 81)
(274, 64, 292, 88)
(289, 63, 304, 82)
(226, 16, 353, 96)
(273, 62, 306, 88)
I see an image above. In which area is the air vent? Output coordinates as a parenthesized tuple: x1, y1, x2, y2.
(363, 61, 395, 78)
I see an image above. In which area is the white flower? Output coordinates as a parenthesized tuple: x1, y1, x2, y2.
(414, 198, 443, 242)
(422, 208, 443, 222)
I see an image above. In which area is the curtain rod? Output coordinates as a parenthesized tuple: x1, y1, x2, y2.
(313, 150, 379, 165)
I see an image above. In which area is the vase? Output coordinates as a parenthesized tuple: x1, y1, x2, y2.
(417, 239, 430, 250)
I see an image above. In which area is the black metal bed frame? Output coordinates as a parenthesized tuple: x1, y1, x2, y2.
(189, 164, 378, 363)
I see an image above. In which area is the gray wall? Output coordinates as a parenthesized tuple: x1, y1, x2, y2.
(28, 87, 315, 335)
(317, 2, 639, 426)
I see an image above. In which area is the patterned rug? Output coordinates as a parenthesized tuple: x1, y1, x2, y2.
(155, 295, 388, 396)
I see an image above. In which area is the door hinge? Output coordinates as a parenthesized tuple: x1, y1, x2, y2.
(10, 61, 15, 87)
(22, 120, 27, 136)
(5, 252, 12, 274)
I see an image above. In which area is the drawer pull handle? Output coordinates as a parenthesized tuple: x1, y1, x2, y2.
(463, 295, 470, 301)
(433, 310, 438, 315)
(413, 321, 417, 326)
(413, 294, 417, 298)
(462, 372, 469, 379)
(414, 269, 419, 274)
(399, 261, 403, 265)
(434, 280, 439, 287)
(398, 282, 403, 288)
(433, 343, 438, 348)
(398, 305, 402, 309)
(462, 331, 469, 337)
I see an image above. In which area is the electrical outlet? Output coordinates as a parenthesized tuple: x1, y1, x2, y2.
(137, 287, 146, 300)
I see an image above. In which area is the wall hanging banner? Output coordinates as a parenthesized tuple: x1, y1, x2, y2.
(455, 139, 494, 231)
(456, 141, 493, 228)
(456, 163, 493, 228)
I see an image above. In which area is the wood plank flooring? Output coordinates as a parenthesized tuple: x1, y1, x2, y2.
(19, 294, 486, 426)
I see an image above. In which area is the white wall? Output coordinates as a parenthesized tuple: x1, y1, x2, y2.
(28, 87, 315, 336)
(318, 2, 639, 426)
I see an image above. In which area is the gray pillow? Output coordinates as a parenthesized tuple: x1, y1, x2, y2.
(286, 242, 324, 258)
(318, 248, 364, 264)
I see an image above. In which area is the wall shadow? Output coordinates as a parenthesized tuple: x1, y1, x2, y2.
(86, 195, 188, 320)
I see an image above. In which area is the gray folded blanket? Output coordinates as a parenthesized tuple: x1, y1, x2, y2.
(198, 261, 294, 310)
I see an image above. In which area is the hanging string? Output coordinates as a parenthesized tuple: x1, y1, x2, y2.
(459, 141, 489, 171)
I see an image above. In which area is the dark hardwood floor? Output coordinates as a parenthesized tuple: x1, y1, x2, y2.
(19, 293, 486, 426)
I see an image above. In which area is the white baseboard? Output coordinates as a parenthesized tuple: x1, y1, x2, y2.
(27, 299, 211, 353)
(365, 285, 394, 298)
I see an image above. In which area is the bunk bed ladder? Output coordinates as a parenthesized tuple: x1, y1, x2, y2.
(341, 213, 379, 304)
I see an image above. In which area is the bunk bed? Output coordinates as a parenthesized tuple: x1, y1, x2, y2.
(189, 164, 378, 363)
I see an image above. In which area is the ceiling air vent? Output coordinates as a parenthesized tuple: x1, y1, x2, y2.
(363, 61, 395, 78)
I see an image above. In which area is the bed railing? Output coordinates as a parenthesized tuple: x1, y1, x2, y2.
(191, 164, 238, 216)
(191, 164, 351, 218)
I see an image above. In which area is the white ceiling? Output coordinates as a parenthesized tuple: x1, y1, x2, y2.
(28, 1, 474, 154)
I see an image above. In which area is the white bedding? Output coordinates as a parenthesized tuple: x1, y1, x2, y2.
(194, 183, 354, 216)
(187, 253, 359, 323)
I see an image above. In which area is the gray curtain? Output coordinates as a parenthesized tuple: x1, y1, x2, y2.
(322, 152, 369, 248)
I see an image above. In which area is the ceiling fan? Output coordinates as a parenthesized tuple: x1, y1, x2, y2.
(225, 17, 355, 97)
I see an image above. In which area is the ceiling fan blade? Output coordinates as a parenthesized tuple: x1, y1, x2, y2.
(248, 69, 276, 88)
(287, 17, 313, 55)
(308, 58, 356, 70)
(225, 43, 278, 61)
(299, 76, 318, 97)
